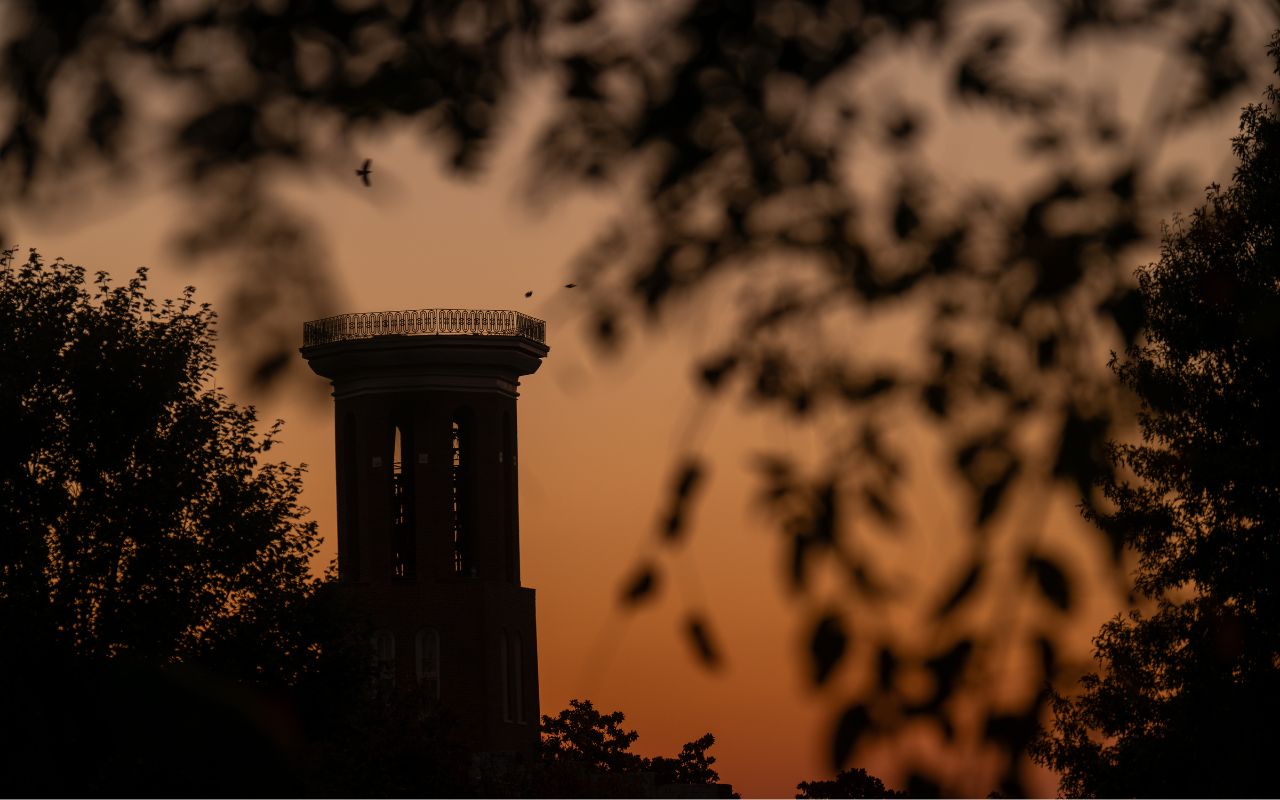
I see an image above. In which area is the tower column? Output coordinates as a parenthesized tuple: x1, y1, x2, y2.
(301, 309, 548, 756)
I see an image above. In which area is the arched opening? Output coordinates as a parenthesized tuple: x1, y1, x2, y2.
(341, 412, 360, 582)
(500, 632, 510, 722)
(503, 411, 517, 584)
(504, 630, 524, 723)
(450, 411, 475, 576)
(372, 629, 396, 692)
(415, 628, 441, 707)
(391, 422, 415, 580)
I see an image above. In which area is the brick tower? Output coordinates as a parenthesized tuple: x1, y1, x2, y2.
(300, 308, 547, 756)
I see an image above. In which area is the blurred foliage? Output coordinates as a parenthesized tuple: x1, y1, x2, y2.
(1031, 36, 1280, 797)
(3, 0, 1279, 792)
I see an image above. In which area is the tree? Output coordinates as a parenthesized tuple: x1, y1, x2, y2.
(648, 732, 722, 787)
(3, 2, 1276, 790)
(0, 246, 321, 675)
(0, 247, 326, 794)
(536, 698, 725, 795)
(796, 767, 905, 799)
(1030, 34, 1280, 798)
(539, 698, 646, 774)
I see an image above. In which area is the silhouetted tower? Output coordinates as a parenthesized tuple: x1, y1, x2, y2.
(301, 308, 548, 756)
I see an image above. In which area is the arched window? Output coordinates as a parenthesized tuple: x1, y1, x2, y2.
(502, 630, 524, 723)
(415, 628, 440, 705)
(450, 411, 474, 576)
(371, 629, 396, 691)
(341, 412, 360, 581)
(391, 422, 415, 580)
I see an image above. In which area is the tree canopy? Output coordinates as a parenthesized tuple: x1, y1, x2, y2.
(1031, 34, 1280, 798)
(537, 698, 726, 795)
(0, 247, 329, 794)
(0, 246, 321, 674)
(796, 767, 905, 799)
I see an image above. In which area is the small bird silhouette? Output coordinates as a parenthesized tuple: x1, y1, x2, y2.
(524, 290, 533, 298)
(356, 159, 372, 187)
(564, 283, 577, 289)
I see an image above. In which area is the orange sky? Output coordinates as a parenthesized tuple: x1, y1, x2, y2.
(10, 22, 1273, 794)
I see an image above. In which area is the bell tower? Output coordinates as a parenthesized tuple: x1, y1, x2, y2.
(301, 308, 548, 755)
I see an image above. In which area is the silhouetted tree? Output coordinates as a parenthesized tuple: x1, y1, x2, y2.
(1030, 35, 1280, 799)
(540, 698, 646, 774)
(535, 698, 726, 796)
(796, 767, 905, 799)
(0, 248, 337, 795)
(648, 732, 721, 787)
(0, 248, 488, 796)
(0, 246, 322, 674)
(4, 3, 1277, 790)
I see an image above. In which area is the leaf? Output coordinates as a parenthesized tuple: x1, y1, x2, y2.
(810, 481, 838, 544)
(976, 461, 1019, 526)
(685, 614, 721, 669)
(1035, 635, 1056, 679)
(928, 228, 963, 275)
(876, 647, 897, 691)
(1101, 286, 1145, 345)
(925, 639, 974, 707)
(921, 382, 947, 417)
(594, 310, 618, 347)
(620, 563, 659, 606)
(662, 458, 705, 541)
(673, 459, 703, 499)
(850, 562, 889, 599)
(933, 560, 982, 619)
(845, 374, 895, 400)
(892, 195, 920, 240)
(809, 613, 847, 686)
(790, 532, 812, 590)
(1053, 410, 1107, 498)
(863, 485, 898, 526)
(831, 703, 871, 769)
(698, 354, 737, 391)
(1027, 554, 1071, 611)
(1035, 333, 1058, 367)
(885, 111, 919, 146)
(249, 350, 290, 389)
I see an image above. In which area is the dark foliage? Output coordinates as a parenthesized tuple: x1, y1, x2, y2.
(2, 2, 1276, 790)
(540, 698, 646, 775)
(1031, 36, 1280, 798)
(0, 250, 469, 797)
(0, 247, 321, 678)
(535, 698, 726, 796)
(0, 248, 322, 792)
(796, 766, 905, 799)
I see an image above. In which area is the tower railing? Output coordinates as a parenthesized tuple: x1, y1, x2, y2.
(303, 308, 546, 347)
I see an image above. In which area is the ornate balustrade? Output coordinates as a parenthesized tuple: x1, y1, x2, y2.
(303, 308, 546, 347)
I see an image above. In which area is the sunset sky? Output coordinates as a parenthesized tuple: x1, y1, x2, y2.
(9, 18, 1272, 794)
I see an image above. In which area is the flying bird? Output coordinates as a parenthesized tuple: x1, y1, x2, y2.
(564, 283, 577, 289)
(524, 291, 533, 298)
(356, 159, 372, 187)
